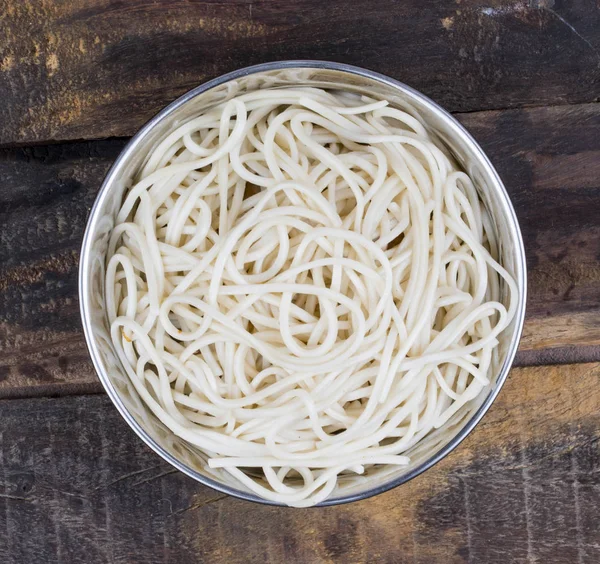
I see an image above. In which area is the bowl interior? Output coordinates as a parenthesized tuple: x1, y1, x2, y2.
(80, 62, 526, 506)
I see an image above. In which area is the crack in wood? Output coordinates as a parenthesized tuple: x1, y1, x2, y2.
(169, 493, 229, 517)
(93, 464, 165, 491)
(541, 6, 600, 64)
(0, 493, 31, 502)
(131, 468, 178, 487)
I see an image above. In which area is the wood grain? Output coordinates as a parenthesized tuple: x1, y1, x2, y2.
(1, 102, 600, 397)
(0, 362, 598, 564)
(0, 0, 599, 145)
(458, 102, 600, 360)
(0, 141, 125, 397)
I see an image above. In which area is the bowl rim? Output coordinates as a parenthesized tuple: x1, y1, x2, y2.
(79, 59, 527, 507)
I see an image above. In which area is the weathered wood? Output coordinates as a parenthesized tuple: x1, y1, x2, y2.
(1, 102, 600, 397)
(0, 0, 599, 145)
(457, 102, 600, 361)
(0, 141, 125, 397)
(0, 362, 598, 563)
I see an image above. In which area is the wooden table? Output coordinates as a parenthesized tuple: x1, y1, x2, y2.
(1, 1, 599, 562)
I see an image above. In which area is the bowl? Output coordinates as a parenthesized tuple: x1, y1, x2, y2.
(79, 60, 527, 506)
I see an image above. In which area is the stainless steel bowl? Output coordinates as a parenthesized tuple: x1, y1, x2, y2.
(79, 61, 527, 506)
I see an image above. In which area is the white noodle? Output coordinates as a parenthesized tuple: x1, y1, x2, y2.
(106, 87, 517, 507)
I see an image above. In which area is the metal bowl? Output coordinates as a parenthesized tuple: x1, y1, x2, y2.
(79, 60, 527, 506)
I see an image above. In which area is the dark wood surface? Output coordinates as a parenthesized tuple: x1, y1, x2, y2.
(1, 0, 599, 562)
(1, 0, 600, 145)
(0, 363, 598, 564)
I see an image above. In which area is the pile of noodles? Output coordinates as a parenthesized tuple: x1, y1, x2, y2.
(106, 87, 516, 506)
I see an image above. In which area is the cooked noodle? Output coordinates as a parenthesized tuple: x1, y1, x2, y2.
(106, 87, 516, 506)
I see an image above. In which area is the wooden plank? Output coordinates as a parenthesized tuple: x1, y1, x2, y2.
(457, 103, 600, 364)
(0, 362, 598, 563)
(0, 0, 599, 145)
(0, 141, 125, 397)
(1, 102, 600, 397)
